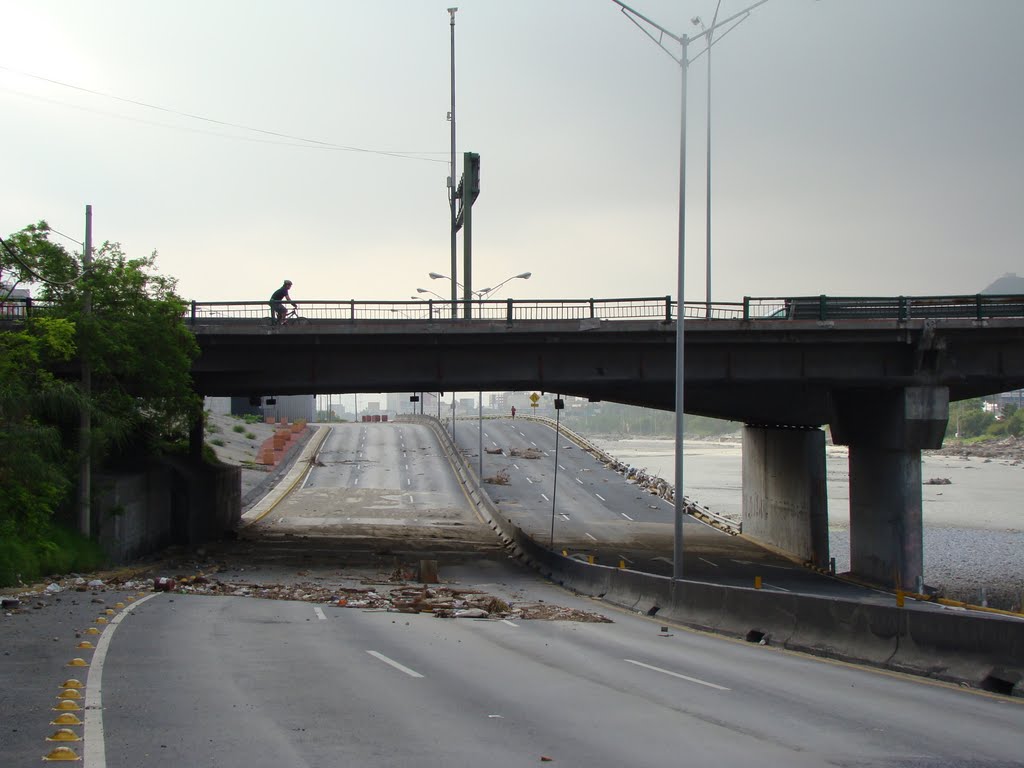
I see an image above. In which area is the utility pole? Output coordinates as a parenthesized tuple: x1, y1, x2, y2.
(447, 7, 459, 319)
(78, 205, 93, 537)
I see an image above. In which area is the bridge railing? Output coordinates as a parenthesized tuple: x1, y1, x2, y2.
(742, 294, 1024, 321)
(5, 294, 1022, 325)
(184, 297, 747, 323)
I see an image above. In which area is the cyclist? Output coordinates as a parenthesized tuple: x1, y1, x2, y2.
(269, 280, 297, 325)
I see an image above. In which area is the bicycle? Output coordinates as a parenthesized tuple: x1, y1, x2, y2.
(261, 306, 310, 328)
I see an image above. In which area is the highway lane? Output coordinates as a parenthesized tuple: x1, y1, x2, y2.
(95, 580, 1023, 767)
(452, 418, 905, 601)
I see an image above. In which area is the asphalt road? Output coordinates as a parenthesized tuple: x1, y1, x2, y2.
(452, 417, 905, 601)
(4, 420, 1022, 766)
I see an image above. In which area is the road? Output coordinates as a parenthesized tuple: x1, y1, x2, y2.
(4, 421, 1022, 766)
(452, 417, 903, 601)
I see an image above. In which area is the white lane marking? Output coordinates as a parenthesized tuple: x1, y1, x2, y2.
(560, 514, 570, 521)
(367, 650, 424, 678)
(85, 592, 160, 767)
(526, 477, 533, 484)
(407, 495, 414, 504)
(700, 557, 719, 567)
(585, 532, 597, 541)
(491, 440, 498, 447)
(513, 463, 520, 470)
(621, 513, 634, 521)
(355, 477, 360, 485)
(575, 477, 583, 484)
(405, 464, 409, 470)
(559, 465, 566, 471)
(624, 659, 730, 691)
(530, 441, 537, 447)
(595, 493, 606, 502)
(500, 619, 518, 628)
(765, 582, 792, 592)
(543, 451, 549, 456)
(540, 493, 549, 501)
(518, 432, 525, 437)
(407, 478, 411, 486)
(313, 607, 327, 620)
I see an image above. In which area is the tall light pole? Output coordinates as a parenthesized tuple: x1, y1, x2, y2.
(479, 271, 532, 299)
(612, 0, 768, 581)
(693, 2, 721, 319)
(447, 8, 459, 319)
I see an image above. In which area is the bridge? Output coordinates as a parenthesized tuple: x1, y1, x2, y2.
(182, 293, 1024, 593)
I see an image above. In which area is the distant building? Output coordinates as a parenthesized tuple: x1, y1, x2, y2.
(1, 285, 30, 318)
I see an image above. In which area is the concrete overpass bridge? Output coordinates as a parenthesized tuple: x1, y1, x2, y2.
(186, 293, 1024, 593)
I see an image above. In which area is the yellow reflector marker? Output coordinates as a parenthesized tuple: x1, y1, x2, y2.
(53, 699, 82, 712)
(104, 609, 115, 615)
(94, 617, 107, 625)
(76, 641, 95, 650)
(42, 745, 81, 761)
(60, 679, 84, 689)
(115, 602, 125, 608)
(50, 713, 83, 726)
(84, 627, 100, 635)
(47, 728, 82, 742)
(754, 576, 763, 589)
(66, 658, 88, 668)
(57, 689, 83, 700)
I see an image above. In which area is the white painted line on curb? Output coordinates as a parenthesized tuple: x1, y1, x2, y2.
(585, 532, 597, 541)
(85, 592, 160, 768)
(313, 607, 327, 620)
(624, 659, 730, 691)
(501, 619, 518, 628)
(621, 513, 634, 521)
(595, 493, 606, 502)
(367, 651, 424, 678)
(700, 558, 718, 568)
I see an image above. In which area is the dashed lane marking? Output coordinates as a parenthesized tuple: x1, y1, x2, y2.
(367, 651, 424, 678)
(624, 659, 730, 691)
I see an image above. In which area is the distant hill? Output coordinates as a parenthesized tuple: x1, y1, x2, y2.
(982, 273, 1024, 294)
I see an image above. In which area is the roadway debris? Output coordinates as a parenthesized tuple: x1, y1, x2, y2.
(510, 447, 543, 459)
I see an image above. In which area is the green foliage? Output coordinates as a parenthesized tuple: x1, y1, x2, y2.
(245, 432, 256, 440)
(0, 220, 200, 560)
(211, 438, 226, 447)
(0, 521, 106, 587)
(232, 424, 246, 433)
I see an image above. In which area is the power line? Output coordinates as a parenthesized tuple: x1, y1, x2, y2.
(0, 233, 83, 287)
(0, 65, 448, 164)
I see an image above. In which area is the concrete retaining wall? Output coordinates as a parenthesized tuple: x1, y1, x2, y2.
(95, 458, 240, 564)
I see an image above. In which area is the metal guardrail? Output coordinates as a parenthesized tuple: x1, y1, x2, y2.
(4, 294, 1023, 324)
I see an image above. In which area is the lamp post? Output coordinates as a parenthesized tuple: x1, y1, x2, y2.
(430, 271, 531, 300)
(693, 4, 720, 319)
(612, 0, 768, 581)
(479, 271, 531, 299)
(447, 8, 459, 320)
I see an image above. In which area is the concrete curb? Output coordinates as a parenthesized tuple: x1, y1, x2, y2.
(240, 425, 331, 526)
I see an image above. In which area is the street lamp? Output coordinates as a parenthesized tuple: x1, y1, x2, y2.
(692, 4, 756, 319)
(416, 287, 448, 301)
(479, 271, 532, 299)
(612, 0, 769, 581)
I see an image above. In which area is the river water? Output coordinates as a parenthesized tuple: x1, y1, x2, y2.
(591, 436, 1024, 609)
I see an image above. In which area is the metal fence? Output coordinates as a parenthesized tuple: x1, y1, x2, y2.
(4, 294, 1023, 325)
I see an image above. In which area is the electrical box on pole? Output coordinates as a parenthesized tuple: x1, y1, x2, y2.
(459, 151, 480, 318)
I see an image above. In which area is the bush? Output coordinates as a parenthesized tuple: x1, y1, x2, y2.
(232, 425, 246, 433)
(211, 438, 225, 447)
(0, 524, 106, 588)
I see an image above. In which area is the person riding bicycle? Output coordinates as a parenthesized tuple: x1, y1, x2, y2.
(269, 280, 297, 325)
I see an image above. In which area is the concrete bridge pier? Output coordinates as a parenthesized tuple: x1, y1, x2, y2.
(741, 426, 829, 568)
(831, 386, 949, 591)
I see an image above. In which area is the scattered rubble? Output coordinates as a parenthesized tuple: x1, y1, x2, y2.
(4, 570, 612, 624)
(924, 477, 952, 485)
(510, 448, 543, 460)
(484, 469, 511, 486)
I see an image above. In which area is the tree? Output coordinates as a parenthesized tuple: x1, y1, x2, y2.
(11, 226, 202, 466)
(1, 222, 200, 536)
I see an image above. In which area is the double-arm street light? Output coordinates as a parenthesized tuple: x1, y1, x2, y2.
(611, 0, 769, 581)
(429, 270, 531, 300)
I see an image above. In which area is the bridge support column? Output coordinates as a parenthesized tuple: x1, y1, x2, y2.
(742, 426, 829, 568)
(831, 386, 948, 591)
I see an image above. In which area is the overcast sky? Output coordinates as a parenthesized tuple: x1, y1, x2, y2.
(2, 1, 1021, 306)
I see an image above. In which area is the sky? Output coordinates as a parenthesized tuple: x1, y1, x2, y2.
(1, 0, 1022, 306)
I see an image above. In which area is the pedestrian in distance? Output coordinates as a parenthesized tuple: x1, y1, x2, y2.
(511, 406, 516, 419)
(269, 280, 297, 325)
